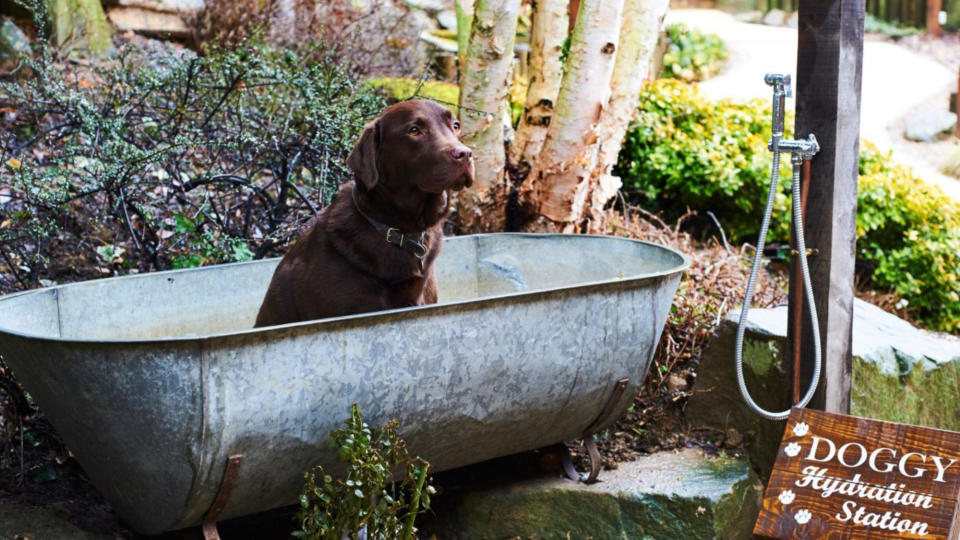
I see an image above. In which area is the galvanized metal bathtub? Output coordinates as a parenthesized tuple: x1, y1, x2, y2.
(0, 233, 688, 534)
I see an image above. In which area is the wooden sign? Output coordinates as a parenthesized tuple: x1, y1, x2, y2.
(754, 408, 960, 539)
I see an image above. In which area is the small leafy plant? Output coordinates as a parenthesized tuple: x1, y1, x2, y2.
(294, 405, 434, 540)
(661, 23, 729, 83)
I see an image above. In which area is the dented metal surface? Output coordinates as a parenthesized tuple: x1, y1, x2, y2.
(0, 233, 688, 534)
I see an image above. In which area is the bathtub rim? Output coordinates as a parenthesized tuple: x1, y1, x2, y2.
(0, 233, 690, 345)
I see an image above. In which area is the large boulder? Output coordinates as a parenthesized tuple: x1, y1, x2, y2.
(49, 0, 114, 55)
(430, 449, 763, 539)
(687, 298, 960, 476)
(762, 9, 787, 26)
(904, 105, 957, 142)
(0, 18, 30, 70)
(105, 0, 205, 38)
(106, 7, 190, 37)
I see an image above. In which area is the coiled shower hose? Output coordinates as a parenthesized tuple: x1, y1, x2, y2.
(734, 153, 822, 421)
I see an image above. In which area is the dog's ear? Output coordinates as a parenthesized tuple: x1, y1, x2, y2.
(348, 121, 379, 189)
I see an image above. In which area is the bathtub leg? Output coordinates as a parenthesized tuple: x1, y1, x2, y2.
(202, 454, 244, 540)
(560, 378, 630, 484)
(560, 438, 603, 484)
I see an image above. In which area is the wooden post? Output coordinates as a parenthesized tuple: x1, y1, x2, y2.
(789, 0, 863, 415)
(927, 0, 942, 35)
(956, 66, 960, 138)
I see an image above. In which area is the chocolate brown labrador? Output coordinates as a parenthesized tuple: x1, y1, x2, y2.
(254, 100, 474, 327)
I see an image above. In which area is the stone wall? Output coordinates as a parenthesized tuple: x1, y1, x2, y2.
(687, 298, 960, 477)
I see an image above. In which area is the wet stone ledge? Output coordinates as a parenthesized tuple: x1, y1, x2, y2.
(424, 448, 763, 540)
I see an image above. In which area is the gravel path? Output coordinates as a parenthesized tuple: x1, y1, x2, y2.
(667, 9, 960, 200)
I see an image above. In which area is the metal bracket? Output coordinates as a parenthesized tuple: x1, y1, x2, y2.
(202, 454, 244, 540)
(561, 378, 630, 484)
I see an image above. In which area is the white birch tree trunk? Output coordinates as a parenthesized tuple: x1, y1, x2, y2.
(455, 0, 474, 89)
(586, 0, 670, 232)
(507, 0, 568, 180)
(456, 0, 521, 233)
(521, 0, 624, 232)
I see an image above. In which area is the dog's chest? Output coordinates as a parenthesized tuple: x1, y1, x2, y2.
(385, 274, 430, 306)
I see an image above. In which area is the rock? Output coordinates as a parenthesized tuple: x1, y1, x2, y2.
(762, 9, 787, 26)
(111, 0, 205, 13)
(405, 0, 445, 15)
(436, 9, 457, 30)
(0, 18, 30, 69)
(724, 427, 743, 449)
(904, 106, 957, 142)
(686, 298, 960, 476)
(434, 449, 763, 540)
(0, 502, 115, 539)
(106, 6, 190, 37)
(785, 11, 799, 28)
(420, 31, 458, 54)
(685, 307, 791, 478)
(667, 372, 689, 393)
(733, 10, 764, 24)
(49, 0, 114, 55)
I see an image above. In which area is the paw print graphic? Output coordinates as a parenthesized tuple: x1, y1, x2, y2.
(784, 442, 801, 457)
(795, 509, 812, 525)
(792, 422, 810, 437)
(778, 490, 795, 505)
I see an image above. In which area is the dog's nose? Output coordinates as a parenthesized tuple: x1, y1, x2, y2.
(452, 146, 472, 161)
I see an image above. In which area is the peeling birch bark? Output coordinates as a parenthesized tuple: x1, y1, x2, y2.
(456, 0, 522, 233)
(586, 0, 670, 232)
(523, 0, 624, 231)
(507, 0, 568, 181)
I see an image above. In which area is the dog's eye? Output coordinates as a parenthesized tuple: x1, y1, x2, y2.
(408, 126, 421, 136)
(453, 121, 460, 130)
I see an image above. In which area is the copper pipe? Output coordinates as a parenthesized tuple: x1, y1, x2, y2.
(792, 159, 811, 403)
(927, 0, 942, 38)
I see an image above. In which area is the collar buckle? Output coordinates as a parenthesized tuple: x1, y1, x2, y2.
(385, 227, 403, 246)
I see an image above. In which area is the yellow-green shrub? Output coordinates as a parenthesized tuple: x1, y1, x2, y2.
(857, 143, 960, 332)
(365, 77, 460, 112)
(365, 76, 527, 126)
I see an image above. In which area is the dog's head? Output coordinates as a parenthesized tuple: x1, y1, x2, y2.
(347, 100, 475, 194)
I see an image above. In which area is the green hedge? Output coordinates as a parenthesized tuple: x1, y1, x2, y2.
(857, 143, 960, 332)
(617, 79, 960, 333)
(615, 79, 793, 241)
(661, 23, 729, 83)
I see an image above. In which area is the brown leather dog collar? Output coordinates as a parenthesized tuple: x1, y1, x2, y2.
(351, 186, 429, 270)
